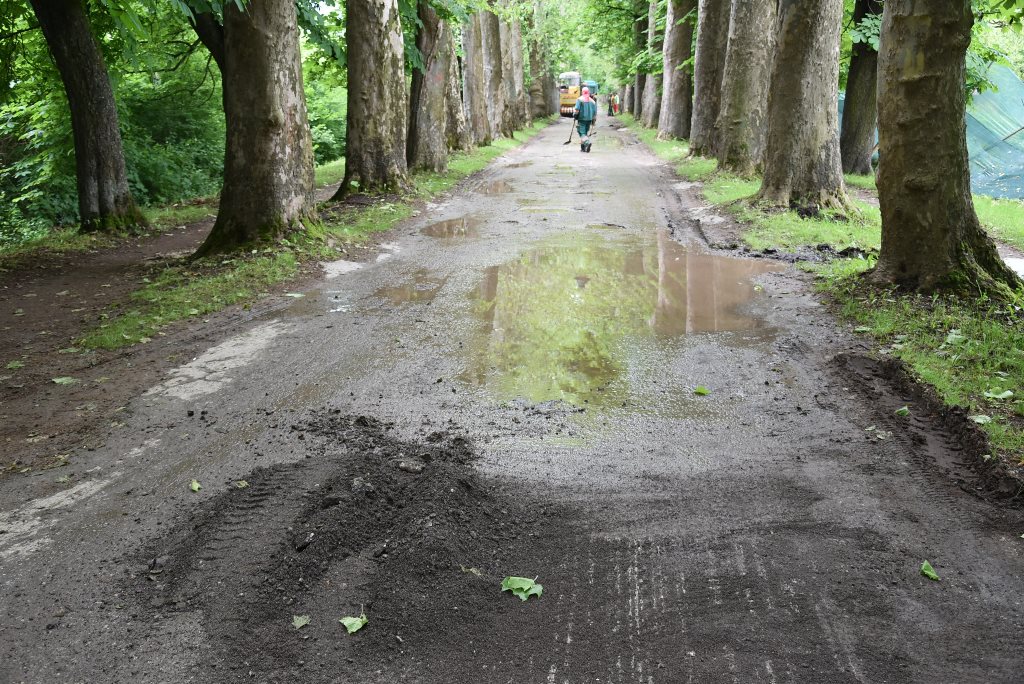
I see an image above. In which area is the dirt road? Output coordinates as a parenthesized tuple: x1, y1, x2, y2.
(2, 120, 1022, 683)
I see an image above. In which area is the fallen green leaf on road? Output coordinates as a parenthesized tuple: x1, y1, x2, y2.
(970, 415, 993, 425)
(5, 360, 24, 370)
(189, 479, 201, 492)
(460, 564, 482, 576)
(292, 615, 310, 630)
(694, 386, 710, 396)
(983, 389, 1014, 400)
(894, 406, 910, 417)
(339, 613, 367, 634)
(501, 576, 543, 601)
(234, 480, 249, 489)
(853, 326, 872, 333)
(51, 376, 77, 385)
(920, 560, 940, 581)
(285, 293, 305, 298)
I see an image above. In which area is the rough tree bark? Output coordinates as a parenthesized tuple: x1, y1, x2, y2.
(714, 0, 776, 176)
(462, 14, 492, 146)
(194, 0, 315, 256)
(624, 84, 634, 114)
(657, 0, 697, 140)
(331, 0, 409, 198)
(871, 0, 1019, 294)
(688, 0, 730, 157)
(640, 0, 662, 128)
(481, 12, 510, 138)
(445, 38, 472, 152)
(840, 0, 881, 175)
(29, 0, 145, 232)
(527, 9, 551, 119)
(757, 0, 847, 211)
(407, 1, 449, 171)
(498, 18, 521, 131)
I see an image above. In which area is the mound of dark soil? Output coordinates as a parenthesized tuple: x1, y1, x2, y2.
(129, 413, 557, 682)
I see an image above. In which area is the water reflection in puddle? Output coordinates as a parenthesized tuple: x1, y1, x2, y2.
(461, 231, 783, 409)
(506, 161, 533, 168)
(374, 270, 447, 305)
(421, 217, 482, 239)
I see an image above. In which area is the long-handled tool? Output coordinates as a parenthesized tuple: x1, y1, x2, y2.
(563, 118, 576, 145)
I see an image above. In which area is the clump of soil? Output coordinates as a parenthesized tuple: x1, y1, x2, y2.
(130, 413, 556, 682)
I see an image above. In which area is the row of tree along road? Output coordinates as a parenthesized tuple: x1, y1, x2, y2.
(25, 0, 560, 255)
(618, 0, 1021, 297)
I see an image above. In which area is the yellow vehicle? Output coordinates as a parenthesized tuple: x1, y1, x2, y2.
(558, 71, 581, 117)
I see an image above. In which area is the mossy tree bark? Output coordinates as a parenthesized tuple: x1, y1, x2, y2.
(194, 0, 315, 256)
(714, 0, 776, 176)
(407, 1, 449, 172)
(657, 0, 697, 140)
(689, 0, 730, 157)
(840, 0, 881, 175)
(481, 11, 510, 139)
(757, 0, 847, 212)
(462, 14, 492, 146)
(624, 84, 634, 114)
(331, 0, 409, 199)
(870, 0, 1020, 295)
(498, 17, 522, 132)
(29, 0, 145, 233)
(640, 0, 663, 128)
(527, 7, 552, 119)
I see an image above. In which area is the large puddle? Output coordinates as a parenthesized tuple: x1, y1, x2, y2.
(421, 217, 482, 240)
(374, 271, 447, 305)
(461, 231, 783, 409)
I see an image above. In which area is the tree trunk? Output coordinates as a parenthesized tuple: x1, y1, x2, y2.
(640, 0, 662, 128)
(689, 0, 730, 157)
(195, 0, 315, 255)
(481, 12, 510, 138)
(462, 14, 492, 146)
(407, 1, 449, 172)
(446, 37, 472, 152)
(624, 84, 634, 114)
(29, 0, 145, 232)
(840, 0, 881, 175)
(870, 0, 1019, 294)
(714, 0, 776, 176)
(528, 15, 551, 119)
(757, 0, 847, 211)
(331, 0, 409, 198)
(511, 20, 530, 125)
(632, 1, 646, 119)
(498, 18, 520, 132)
(657, 0, 697, 140)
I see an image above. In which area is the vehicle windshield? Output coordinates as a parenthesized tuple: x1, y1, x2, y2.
(558, 73, 581, 88)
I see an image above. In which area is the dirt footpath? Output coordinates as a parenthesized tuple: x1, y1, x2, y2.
(1, 120, 1022, 684)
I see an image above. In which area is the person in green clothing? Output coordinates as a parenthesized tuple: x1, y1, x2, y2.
(573, 86, 598, 153)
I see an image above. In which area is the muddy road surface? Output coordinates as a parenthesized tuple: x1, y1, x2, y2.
(2, 120, 1023, 683)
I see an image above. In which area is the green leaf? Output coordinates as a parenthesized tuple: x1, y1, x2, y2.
(189, 479, 202, 492)
(5, 360, 24, 369)
(853, 326, 872, 333)
(983, 389, 1014, 400)
(502, 576, 543, 601)
(694, 386, 710, 396)
(920, 560, 940, 581)
(944, 330, 967, 346)
(51, 376, 77, 385)
(234, 480, 249, 489)
(970, 415, 993, 425)
(285, 293, 305, 298)
(894, 406, 910, 417)
(339, 613, 367, 634)
(292, 614, 311, 630)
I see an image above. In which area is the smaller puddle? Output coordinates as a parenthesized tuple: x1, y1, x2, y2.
(506, 161, 533, 168)
(421, 217, 482, 239)
(476, 180, 513, 195)
(588, 223, 627, 230)
(321, 260, 363, 278)
(374, 270, 447, 305)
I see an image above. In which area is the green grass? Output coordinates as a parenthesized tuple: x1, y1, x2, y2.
(843, 173, 877, 190)
(145, 202, 218, 229)
(315, 158, 346, 187)
(814, 260, 1024, 463)
(974, 195, 1024, 251)
(78, 119, 554, 350)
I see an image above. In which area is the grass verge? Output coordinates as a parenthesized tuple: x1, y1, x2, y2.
(624, 113, 1024, 469)
(78, 119, 553, 350)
